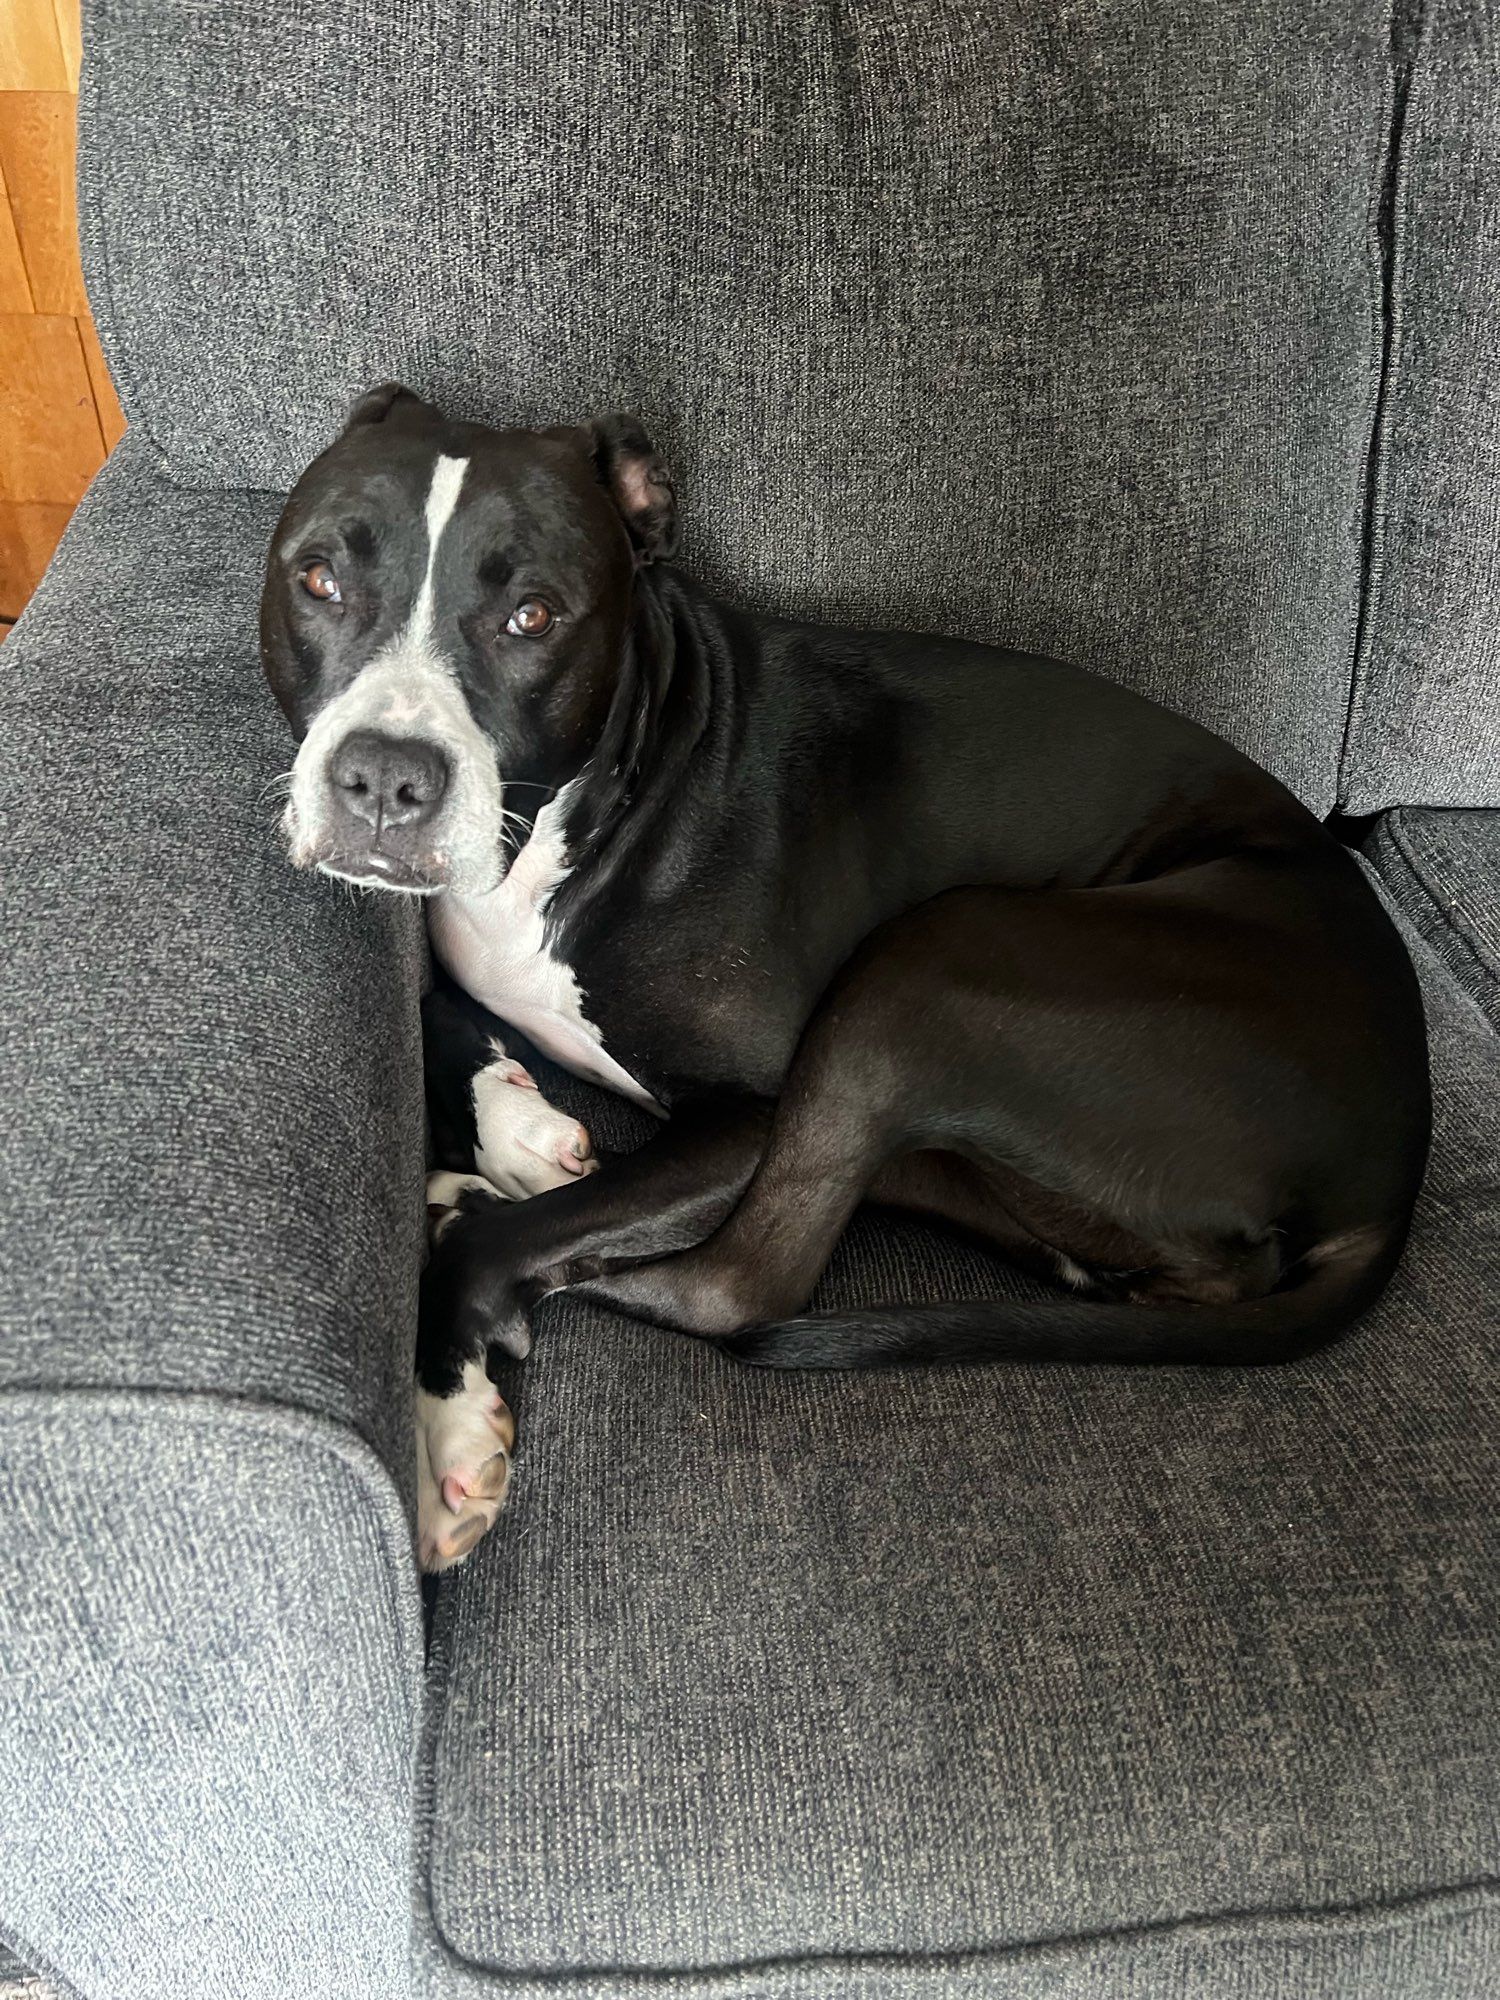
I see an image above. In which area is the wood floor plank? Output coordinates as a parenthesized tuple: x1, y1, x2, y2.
(0, 155, 35, 312)
(0, 91, 87, 315)
(0, 311, 104, 503)
(51, 0, 81, 91)
(0, 4, 95, 628)
(0, 0, 69, 90)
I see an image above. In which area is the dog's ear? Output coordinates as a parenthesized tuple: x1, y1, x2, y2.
(588, 414, 678, 563)
(344, 381, 435, 430)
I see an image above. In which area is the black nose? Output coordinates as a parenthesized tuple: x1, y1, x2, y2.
(328, 730, 449, 833)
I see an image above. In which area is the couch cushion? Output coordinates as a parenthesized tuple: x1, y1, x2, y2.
(417, 897, 1500, 1996)
(81, 0, 1400, 811)
(1339, 6, 1500, 811)
(0, 1400, 420, 2000)
(1366, 810, 1500, 1031)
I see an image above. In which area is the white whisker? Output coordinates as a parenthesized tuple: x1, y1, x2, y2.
(258, 768, 295, 805)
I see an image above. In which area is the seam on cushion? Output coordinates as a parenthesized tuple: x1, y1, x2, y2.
(1393, 824, 1493, 964)
(414, 1577, 1498, 1996)
(1383, 814, 1500, 1005)
(415, 1863, 1500, 1996)
(1413, 833, 1500, 980)
(1337, 0, 1426, 811)
(1356, 850, 1500, 1057)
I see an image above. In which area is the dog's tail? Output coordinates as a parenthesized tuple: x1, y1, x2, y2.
(714, 1224, 1401, 1371)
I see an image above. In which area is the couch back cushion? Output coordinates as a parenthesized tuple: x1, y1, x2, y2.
(1339, 2, 1500, 812)
(81, 0, 1396, 810)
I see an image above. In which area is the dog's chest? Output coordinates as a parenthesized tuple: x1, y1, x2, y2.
(427, 816, 660, 1112)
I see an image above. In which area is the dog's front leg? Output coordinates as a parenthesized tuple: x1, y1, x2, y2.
(414, 1043, 602, 1571)
(414, 1095, 769, 1571)
(422, 1095, 772, 1365)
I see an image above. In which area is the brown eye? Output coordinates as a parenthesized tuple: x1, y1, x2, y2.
(299, 560, 342, 603)
(507, 598, 553, 638)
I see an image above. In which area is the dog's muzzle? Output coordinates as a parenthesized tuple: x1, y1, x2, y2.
(305, 728, 451, 889)
(281, 651, 507, 896)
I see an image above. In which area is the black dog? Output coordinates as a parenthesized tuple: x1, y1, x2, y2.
(261, 385, 1430, 1566)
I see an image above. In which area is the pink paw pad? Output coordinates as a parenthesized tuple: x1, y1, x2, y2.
(555, 1125, 598, 1176)
(441, 1456, 510, 1513)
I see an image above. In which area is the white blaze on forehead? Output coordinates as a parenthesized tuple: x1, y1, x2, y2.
(406, 453, 469, 656)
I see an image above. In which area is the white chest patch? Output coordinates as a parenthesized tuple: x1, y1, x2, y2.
(427, 784, 662, 1113)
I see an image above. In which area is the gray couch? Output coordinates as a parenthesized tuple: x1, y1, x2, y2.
(1, 2, 1496, 1995)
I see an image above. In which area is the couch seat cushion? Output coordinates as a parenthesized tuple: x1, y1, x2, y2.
(418, 898, 1500, 1991)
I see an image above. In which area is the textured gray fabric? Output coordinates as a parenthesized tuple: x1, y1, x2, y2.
(418, 900, 1500, 1996)
(78, 0, 1400, 812)
(1340, 2, 1500, 812)
(0, 1396, 421, 2000)
(0, 1941, 69, 2000)
(0, 440, 429, 1994)
(1365, 809, 1500, 1029)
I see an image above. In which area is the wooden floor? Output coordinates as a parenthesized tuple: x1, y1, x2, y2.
(0, 0, 124, 625)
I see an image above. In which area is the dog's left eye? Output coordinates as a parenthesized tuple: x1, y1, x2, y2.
(506, 599, 554, 638)
(299, 561, 342, 604)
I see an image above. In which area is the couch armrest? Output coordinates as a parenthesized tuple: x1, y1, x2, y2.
(1363, 808, 1500, 1032)
(0, 440, 425, 1998)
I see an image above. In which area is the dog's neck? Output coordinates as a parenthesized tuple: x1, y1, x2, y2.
(540, 566, 732, 911)
(426, 570, 725, 1116)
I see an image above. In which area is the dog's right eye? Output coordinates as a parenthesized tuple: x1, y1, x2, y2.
(507, 598, 554, 638)
(299, 561, 342, 603)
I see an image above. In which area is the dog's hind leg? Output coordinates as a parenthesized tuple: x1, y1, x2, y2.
(588, 867, 1374, 1348)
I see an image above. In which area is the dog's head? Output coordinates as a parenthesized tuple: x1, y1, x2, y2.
(260, 385, 677, 895)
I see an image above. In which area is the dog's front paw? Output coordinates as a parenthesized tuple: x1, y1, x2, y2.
(472, 1053, 599, 1200)
(416, 1361, 516, 1572)
(423, 1176, 538, 1359)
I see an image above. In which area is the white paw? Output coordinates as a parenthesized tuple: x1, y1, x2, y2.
(471, 1048, 599, 1200)
(415, 1360, 516, 1572)
(426, 1170, 502, 1242)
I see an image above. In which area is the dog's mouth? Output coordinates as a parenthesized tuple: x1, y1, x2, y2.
(309, 846, 451, 896)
